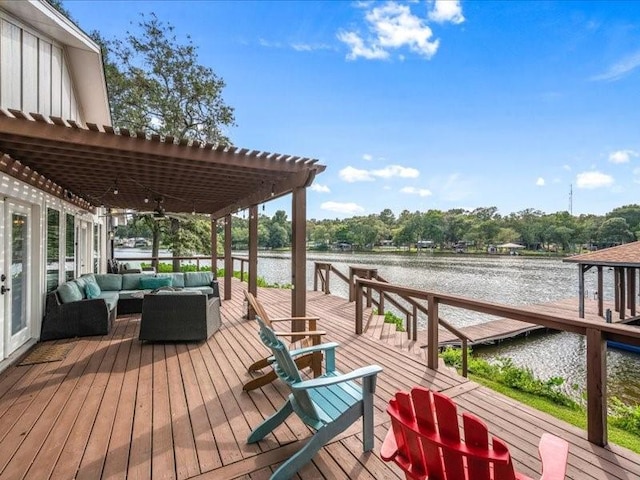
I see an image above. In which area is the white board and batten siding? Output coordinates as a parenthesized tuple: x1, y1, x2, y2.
(0, 15, 81, 122)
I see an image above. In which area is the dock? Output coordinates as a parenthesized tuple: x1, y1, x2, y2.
(430, 297, 636, 347)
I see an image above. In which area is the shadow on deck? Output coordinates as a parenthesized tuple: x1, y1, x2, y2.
(0, 279, 637, 479)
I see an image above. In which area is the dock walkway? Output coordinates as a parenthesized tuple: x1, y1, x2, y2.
(431, 297, 634, 347)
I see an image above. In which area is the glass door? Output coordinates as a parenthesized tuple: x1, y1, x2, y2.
(3, 201, 31, 355)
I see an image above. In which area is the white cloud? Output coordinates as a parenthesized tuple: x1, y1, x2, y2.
(338, 2, 442, 60)
(371, 164, 420, 178)
(591, 50, 640, 81)
(400, 186, 432, 197)
(428, 0, 465, 24)
(362, 153, 373, 161)
(576, 171, 614, 189)
(339, 164, 419, 182)
(291, 43, 333, 52)
(321, 201, 365, 215)
(339, 166, 375, 182)
(609, 149, 638, 164)
(536, 177, 545, 186)
(562, 164, 571, 171)
(337, 31, 389, 60)
(310, 183, 330, 193)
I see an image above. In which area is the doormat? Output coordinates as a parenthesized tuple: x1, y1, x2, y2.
(18, 343, 75, 366)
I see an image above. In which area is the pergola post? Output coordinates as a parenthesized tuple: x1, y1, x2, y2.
(614, 267, 620, 312)
(248, 205, 258, 310)
(224, 214, 232, 301)
(210, 215, 218, 277)
(291, 187, 307, 320)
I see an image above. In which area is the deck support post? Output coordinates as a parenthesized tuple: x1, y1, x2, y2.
(597, 266, 603, 317)
(614, 268, 620, 312)
(427, 295, 439, 371)
(248, 205, 258, 317)
(291, 187, 306, 320)
(224, 214, 232, 301)
(586, 327, 607, 446)
(210, 216, 217, 277)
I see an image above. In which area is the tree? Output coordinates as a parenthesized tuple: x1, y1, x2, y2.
(92, 14, 235, 262)
(598, 217, 633, 246)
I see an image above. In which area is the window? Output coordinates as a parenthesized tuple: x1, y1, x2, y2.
(46, 208, 60, 293)
(65, 213, 75, 281)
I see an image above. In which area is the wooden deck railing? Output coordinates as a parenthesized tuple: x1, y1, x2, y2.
(353, 276, 640, 447)
(313, 262, 472, 376)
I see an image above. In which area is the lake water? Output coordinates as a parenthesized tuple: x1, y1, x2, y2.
(116, 248, 639, 405)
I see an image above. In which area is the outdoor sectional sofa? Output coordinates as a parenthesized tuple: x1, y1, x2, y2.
(41, 272, 220, 341)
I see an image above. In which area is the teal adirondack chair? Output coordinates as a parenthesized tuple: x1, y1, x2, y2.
(247, 316, 383, 480)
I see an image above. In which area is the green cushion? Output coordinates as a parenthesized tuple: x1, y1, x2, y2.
(85, 282, 101, 299)
(158, 273, 185, 288)
(57, 282, 83, 303)
(122, 273, 146, 290)
(74, 276, 89, 299)
(140, 276, 172, 290)
(184, 272, 213, 287)
(94, 274, 123, 291)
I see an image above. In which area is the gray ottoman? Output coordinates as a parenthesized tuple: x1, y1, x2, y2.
(139, 291, 221, 341)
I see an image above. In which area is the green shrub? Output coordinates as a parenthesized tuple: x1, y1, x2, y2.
(440, 347, 577, 408)
(372, 309, 405, 332)
(610, 398, 640, 436)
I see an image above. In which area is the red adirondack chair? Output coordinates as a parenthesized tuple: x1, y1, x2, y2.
(380, 387, 569, 480)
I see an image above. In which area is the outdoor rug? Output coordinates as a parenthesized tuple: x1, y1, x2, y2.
(18, 343, 75, 366)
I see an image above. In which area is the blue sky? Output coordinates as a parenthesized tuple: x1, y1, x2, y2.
(67, 0, 640, 220)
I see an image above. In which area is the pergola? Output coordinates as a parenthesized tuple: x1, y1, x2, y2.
(563, 241, 640, 320)
(0, 109, 325, 317)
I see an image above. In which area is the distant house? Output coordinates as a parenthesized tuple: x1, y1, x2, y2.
(0, 1, 110, 365)
(416, 240, 434, 249)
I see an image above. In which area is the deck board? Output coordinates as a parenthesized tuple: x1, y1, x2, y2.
(0, 280, 636, 479)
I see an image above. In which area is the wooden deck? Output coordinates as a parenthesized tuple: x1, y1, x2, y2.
(0, 280, 638, 479)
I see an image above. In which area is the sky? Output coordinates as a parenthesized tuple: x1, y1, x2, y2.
(66, 0, 640, 220)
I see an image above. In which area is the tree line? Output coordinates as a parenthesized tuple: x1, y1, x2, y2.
(115, 204, 640, 254)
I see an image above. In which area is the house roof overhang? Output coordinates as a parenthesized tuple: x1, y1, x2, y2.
(0, 0, 111, 126)
(0, 110, 325, 218)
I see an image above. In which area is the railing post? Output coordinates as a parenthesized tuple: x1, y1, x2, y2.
(314, 262, 318, 291)
(325, 265, 330, 294)
(586, 327, 607, 446)
(462, 339, 468, 378)
(379, 291, 385, 315)
(366, 271, 372, 308)
(427, 294, 439, 370)
(355, 279, 364, 334)
(412, 304, 418, 341)
(349, 267, 355, 302)
(196, 258, 200, 271)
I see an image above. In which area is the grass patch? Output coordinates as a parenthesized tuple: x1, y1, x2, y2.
(373, 309, 405, 332)
(441, 346, 640, 453)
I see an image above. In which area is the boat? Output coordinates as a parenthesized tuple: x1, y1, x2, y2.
(607, 340, 640, 354)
